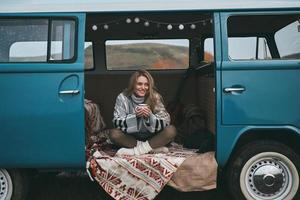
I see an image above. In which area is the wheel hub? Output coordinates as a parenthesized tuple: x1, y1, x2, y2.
(0, 170, 8, 200)
(247, 158, 290, 198)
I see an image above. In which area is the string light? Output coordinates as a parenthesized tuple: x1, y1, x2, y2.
(126, 18, 132, 23)
(92, 25, 98, 31)
(167, 24, 173, 30)
(134, 17, 140, 23)
(103, 24, 109, 30)
(144, 21, 150, 27)
(178, 24, 184, 30)
(91, 16, 211, 31)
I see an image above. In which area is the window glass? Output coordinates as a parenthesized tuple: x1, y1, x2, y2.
(84, 42, 94, 70)
(204, 37, 271, 61)
(228, 37, 271, 60)
(227, 14, 300, 60)
(2, 19, 48, 62)
(204, 38, 214, 61)
(105, 39, 189, 70)
(0, 18, 76, 63)
(51, 20, 75, 60)
(275, 20, 300, 59)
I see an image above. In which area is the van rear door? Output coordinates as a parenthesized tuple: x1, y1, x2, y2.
(0, 13, 86, 168)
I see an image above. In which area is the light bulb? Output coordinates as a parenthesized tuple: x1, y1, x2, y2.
(190, 24, 196, 29)
(126, 18, 132, 23)
(134, 17, 140, 23)
(103, 24, 109, 30)
(92, 25, 97, 31)
(144, 21, 150, 27)
(179, 24, 184, 30)
(167, 24, 173, 30)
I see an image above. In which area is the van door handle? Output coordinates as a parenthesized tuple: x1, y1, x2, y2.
(223, 87, 245, 94)
(59, 90, 80, 95)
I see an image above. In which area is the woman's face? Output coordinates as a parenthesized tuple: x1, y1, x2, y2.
(134, 75, 149, 97)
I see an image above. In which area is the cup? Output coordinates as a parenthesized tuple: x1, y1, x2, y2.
(136, 103, 148, 111)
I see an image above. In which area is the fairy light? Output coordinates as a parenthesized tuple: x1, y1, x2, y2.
(126, 18, 132, 23)
(92, 17, 211, 32)
(144, 21, 150, 27)
(134, 17, 140, 23)
(103, 24, 109, 30)
(92, 25, 98, 31)
(178, 24, 184, 30)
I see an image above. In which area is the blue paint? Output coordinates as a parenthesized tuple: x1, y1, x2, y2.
(0, 13, 86, 168)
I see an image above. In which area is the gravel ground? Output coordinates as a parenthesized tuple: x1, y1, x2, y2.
(26, 172, 231, 200)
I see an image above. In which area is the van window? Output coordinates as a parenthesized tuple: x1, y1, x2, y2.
(0, 18, 76, 63)
(105, 39, 189, 70)
(275, 20, 300, 59)
(228, 37, 271, 60)
(204, 38, 214, 61)
(204, 37, 271, 61)
(84, 42, 94, 70)
(227, 14, 300, 61)
(50, 20, 75, 61)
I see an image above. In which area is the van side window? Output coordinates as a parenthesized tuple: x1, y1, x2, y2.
(105, 39, 189, 70)
(84, 41, 94, 70)
(228, 37, 271, 60)
(275, 20, 300, 59)
(204, 38, 214, 61)
(0, 18, 76, 63)
(50, 20, 75, 61)
(4, 19, 49, 62)
(227, 14, 300, 61)
(204, 37, 271, 61)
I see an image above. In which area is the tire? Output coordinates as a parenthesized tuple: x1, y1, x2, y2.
(227, 140, 300, 200)
(0, 169, 28, 200)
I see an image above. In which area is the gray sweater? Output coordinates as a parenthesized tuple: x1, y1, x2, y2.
(112, 92, 170, 134)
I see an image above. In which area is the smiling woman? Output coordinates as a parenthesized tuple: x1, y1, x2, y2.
(108, 69, 176, 156)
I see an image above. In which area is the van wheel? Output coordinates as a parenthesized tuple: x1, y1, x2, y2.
(227, 140, 300, 200)
(0, 169, 28, 200)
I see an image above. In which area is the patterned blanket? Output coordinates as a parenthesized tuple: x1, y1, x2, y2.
(86, 135, 198, 200)
(85, 100, 217, 200)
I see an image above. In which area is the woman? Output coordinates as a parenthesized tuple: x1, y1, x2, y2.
(109, 69, 176, 155)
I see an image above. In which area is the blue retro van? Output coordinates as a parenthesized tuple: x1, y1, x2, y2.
(0, 0, 300, 199)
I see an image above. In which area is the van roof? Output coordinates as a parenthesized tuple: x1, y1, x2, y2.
(1, 0, 300, 13)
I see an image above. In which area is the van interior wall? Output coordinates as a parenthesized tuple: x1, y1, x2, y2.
(84, 72, 215, 134)
(84, 11, 215, 138)
(85, 72, 193, 127)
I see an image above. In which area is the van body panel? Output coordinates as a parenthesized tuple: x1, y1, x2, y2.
(217, 125, 300, 166)
(222, 68, 300, 125)
(217, 11, 300, 166)
(0, 13, 86, 168)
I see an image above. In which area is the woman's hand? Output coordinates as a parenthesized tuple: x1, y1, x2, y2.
(135, 106, 151, 118)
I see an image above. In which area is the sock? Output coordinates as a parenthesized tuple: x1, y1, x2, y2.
(133, 141, 152, 155)
(152, 147, 169, 154)
(116, 147, 135, 156)
(116, 141, 152, 156)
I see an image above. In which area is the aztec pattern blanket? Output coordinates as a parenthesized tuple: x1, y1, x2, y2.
(86, 134, 198, 200)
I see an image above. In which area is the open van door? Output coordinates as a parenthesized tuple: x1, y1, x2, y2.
(0, 13, 86, 168)
(220, 12, 300, 200)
